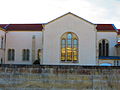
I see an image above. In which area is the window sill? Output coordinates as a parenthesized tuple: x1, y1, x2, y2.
(22, 60, 29, 61)
(60, 60, 79, 63)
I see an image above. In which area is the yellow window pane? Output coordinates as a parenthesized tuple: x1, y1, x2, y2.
(67, 47, 72, 50)
(73, 47, 77, 50)
(61, 49, 65, 53)
(62, 48, 66, 51)
(67, 56, 72, 61)
(67, 51, 72, 56)
(73, 56, 78, 60)
(61, 56, 65, 61)
(73, 51, 78, 55)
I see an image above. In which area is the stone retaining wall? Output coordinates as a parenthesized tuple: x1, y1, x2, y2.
(0, 65, 120, 90)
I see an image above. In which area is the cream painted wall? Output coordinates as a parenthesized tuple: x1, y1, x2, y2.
(97, 32, 117, 56)
(5, 31, 43, 64)
(43, 13, 96, 65)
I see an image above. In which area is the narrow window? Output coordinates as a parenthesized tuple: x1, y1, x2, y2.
(23, 49, 26, 60)
(61, 39, 66, 61)
(67, 33, 72, 61)
(1, 37, 3, 49)
(27, 49, 30, 61)
(61, 32, 78, 62)
(102, 40, 105, 56)
(99, 43, 102, 56)
(106, 43, 109, 56)
(73, 39, 78, 61)
(37, 49, 41, 60)
(12, 49, 15, 60)
(8, 49, 15, 61)
(22, 49, 30, 61)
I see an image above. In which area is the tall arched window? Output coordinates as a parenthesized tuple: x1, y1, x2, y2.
(61, 32, 78, 62)
(99, 39, 109, 56)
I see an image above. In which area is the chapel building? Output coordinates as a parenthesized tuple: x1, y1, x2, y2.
(0, 12, 120, 66)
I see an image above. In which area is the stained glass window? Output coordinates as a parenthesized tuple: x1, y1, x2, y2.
(61, 32, 78, 62)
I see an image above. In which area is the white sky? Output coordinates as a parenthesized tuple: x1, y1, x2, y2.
(0, 0, 120, 28)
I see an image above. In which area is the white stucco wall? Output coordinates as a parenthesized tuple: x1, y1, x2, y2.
(5, 31, 43, 64)
(0, 29, 5, 64)
(97, 32, 117, 56)
(43, 13, 96, 65)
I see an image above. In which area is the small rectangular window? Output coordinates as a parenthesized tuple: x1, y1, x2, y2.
(8, 49, 15, 61)
(22, 49, 30, 61)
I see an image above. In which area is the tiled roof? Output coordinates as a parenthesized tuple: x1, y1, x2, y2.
(117, 29, 120, 35)
(0, 24, 8, 29)
(0, 24, 43, 31)
(96, 24, 116, 32)
(0, 24, 117, 32)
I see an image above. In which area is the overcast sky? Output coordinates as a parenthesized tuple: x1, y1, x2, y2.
(0, 0, 120, 28)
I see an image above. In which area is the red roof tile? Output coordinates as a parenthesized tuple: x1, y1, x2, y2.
(117, 29, 120, 35)
(96, 24, 116, 31)
(0, 24, 43, 31)
(0, 24, 117, 32)
(0, 24, 8, 29)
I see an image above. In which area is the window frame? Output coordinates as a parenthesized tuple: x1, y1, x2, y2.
(99, 39, 109, 56)
(22, 49, 30, 61)
(60, 32, 79, 63)
(8, 49, 15, 61)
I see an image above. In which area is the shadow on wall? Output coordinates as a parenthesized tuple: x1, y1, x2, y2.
(33, 60, 40, 65)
